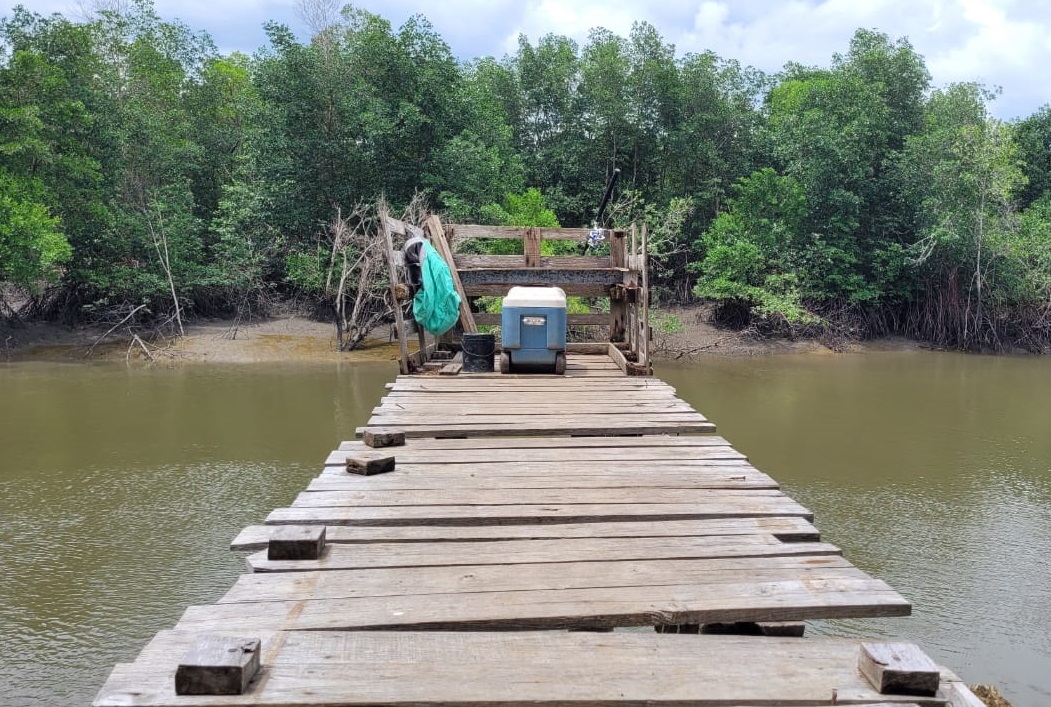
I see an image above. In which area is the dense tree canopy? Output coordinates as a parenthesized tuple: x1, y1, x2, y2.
(1, 2, 1049, 349)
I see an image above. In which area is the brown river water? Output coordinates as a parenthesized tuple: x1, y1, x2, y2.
(1, 351, 1049, 706)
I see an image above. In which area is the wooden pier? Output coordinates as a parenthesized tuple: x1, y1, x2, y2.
(94, 222, 984, 707)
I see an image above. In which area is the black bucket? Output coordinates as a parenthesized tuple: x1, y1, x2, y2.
(462, 333, 495, 373)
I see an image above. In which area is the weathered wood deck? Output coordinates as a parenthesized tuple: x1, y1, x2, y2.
(94, 354, 983, 707)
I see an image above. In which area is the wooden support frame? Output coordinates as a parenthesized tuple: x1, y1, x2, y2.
(474, 313, 611, 327)
(408, 218, 652, 376)
(379, 207, 411, 375)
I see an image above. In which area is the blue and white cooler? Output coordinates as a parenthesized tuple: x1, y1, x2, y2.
(499, 286, 567, 374)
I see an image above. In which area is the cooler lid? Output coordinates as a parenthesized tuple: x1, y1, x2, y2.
(502, 286, 567, 309)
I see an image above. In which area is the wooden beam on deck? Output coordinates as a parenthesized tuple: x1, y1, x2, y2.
(98, 632, 950, 707)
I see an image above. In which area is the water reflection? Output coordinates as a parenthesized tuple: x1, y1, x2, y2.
(2, 353, 1049, 706)
(659, 351, 1051, 706)
(0, 361, 394, 707)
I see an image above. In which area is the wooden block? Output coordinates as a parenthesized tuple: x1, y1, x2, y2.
(174, 635, 260, 695)
(346, 454, 396, 475)
(363, 429, 406, 448)
(440, 363, 463, 375)
(267, 526, 326, 560)
(858, 642, 940, 696)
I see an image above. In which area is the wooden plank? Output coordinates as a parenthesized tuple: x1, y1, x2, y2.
(385, 379, 671, 390)
(370, 406, 697, 418)
(368, 404, 699, 414)
(385, 386, 672, 395)
(384, 215, 424, 239)
(374, 399, 691, 410)
(425, 215, 476, 333)
(564, 359, 620, 368)
(382, 387, 676, 395)
(337, 435, 736, 451)
(325, 446, 741, 465)
(474, 312, 611, 326)
(379, 392, 681, 402)
(608, 341, 647, 376)
(96, 633, 942, 707)
(464, 283, 611, 297)
(246, 535, 839, 572)
(939, 673, 987, 707)
(454, 255, 613, 270)
(449, 224, 625, 241)
(264, 498, 814, 526)
(224, 555, 861, 604)
(371, 400, 698, 412)
(566, 342, 628, 354)
(175, 575, 910, 632)
(356, 420, 716, 438)
(360, 413, 709, 425)
(366, 412, 708, 425)
(306, 470, 778, 492)
(291, 488, 789, 509)
(379, 207, 410, 375)
(314, 460, 763, 480)
(387, 374, 668, 383)
(231, 517, 821, 551)
(317, 462, 756, 480)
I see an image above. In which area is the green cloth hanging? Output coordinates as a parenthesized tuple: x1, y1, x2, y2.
(413, 241, 461, 336)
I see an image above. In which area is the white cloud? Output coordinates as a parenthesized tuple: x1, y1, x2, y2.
(8, 0, 1051, 118)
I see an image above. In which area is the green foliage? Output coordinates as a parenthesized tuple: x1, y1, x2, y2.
(0, 4, 1049, 348)
(1014, 105, 1051, 209)
(284, 247, 327, 295)
(0, 171, 71, 287)
(1011, 195, 1051, 303)
(692, 169, 818, 321)
(503, 188, 560, 227)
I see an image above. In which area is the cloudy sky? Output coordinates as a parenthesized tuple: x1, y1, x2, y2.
(17, 0, 1051, 120)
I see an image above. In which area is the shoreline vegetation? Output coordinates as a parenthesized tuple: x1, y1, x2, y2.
(1, 305, 935, 365)
(3, 3, 1051, 355)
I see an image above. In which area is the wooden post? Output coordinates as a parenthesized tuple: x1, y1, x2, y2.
(524, 227, 541, 268)
(425, 215, 477, 333)
(858, 642, 940, 696)
(640, 222, 650, 372)
(175, 636, 261, 695)
(609, 230, 627, 342)
(414, 308, 428, 365)
(379, 206, 410, 375)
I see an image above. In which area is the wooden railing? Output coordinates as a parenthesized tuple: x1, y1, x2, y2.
(381, 215, 651, 375)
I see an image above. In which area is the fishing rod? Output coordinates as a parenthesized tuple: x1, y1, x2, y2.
(580, 167, 620, 255)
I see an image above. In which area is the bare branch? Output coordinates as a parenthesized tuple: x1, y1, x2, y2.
(86, 303, 148, 357)
(295, 0, 343, 37)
